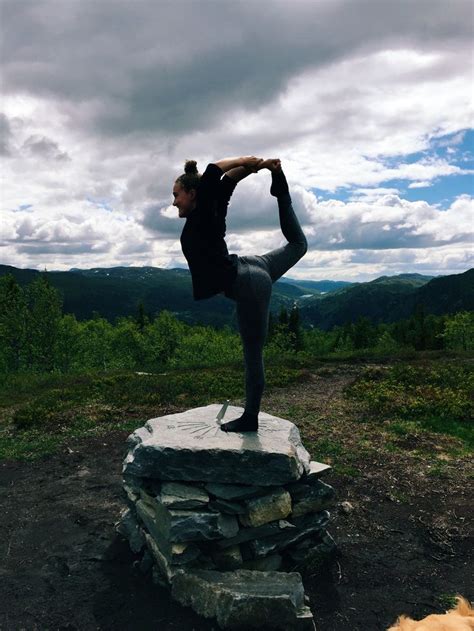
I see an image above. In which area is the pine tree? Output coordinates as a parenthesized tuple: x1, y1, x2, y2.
(288, 304, 304, 351)
(136, 301, 148, 332)
(278, 305, 289, 325)
(24, 275, 63, 371)
(0, 274, 27, 372)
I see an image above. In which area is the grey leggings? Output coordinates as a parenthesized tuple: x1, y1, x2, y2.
(227, 193, 307, 415)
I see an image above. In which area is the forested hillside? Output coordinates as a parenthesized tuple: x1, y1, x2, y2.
(2, 265, 471, 329)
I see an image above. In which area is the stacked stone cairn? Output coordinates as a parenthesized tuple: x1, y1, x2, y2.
(117, 404, 336, 630)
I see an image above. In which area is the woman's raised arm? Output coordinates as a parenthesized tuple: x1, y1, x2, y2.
(213, 156, 262, 173)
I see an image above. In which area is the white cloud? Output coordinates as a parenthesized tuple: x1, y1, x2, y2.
(1, 0, 473, 280)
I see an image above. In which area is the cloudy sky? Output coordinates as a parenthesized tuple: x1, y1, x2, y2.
(1, 0, 473, 281)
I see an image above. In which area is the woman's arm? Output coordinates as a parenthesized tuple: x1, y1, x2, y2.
(213, 156, 262, 173)
(225, 165, 253, 183)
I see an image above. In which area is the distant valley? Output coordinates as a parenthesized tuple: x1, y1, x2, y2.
(1, 264, 472, 329)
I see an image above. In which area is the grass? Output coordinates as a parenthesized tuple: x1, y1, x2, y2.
(0, 364, 306, 461)
(437, 593, 459, 610)
(346, 361, 474, 447)
(1, 357, 472, 466)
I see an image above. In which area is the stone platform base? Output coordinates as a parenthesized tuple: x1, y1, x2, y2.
(172, 569, 315, 630)
(118, 404, 336, 630)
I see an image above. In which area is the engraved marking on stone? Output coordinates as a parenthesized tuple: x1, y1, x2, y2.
(199, 426, 216, 437)
(190, 426, 210, 434)
(178, 423, 208, 428)
(173, 417, 281, 437)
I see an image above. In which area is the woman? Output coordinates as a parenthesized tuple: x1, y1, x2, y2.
(173, 155, 307, 432)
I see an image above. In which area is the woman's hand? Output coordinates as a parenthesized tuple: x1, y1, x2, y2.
(241, 156, 264, 172)
(257, 158, 282, 172)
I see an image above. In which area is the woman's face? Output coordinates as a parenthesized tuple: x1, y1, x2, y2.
(173, 182, 196, 218)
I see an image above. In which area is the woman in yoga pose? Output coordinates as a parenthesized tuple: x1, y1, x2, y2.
(173, 155, 307, 432)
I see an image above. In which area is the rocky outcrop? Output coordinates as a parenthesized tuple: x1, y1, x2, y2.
(117, 404, 336, 629)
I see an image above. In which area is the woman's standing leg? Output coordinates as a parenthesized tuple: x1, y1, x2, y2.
(220, 259, 272, 432)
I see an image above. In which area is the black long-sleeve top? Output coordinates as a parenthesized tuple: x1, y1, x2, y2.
(180, 163, 239, 300)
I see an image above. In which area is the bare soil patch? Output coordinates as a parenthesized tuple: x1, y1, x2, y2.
(1, 364, 472, 630)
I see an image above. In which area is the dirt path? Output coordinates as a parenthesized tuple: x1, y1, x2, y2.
(1, 366, 472, 630)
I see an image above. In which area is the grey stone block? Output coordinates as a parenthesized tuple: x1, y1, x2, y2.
(159, 481, 210, 509)
(306, 461, 331, 479)
(288, 480, 336, 517)
(205, 482, 271, 501)
(240, 489, 292, 528)
(285, 531, 337, 568)
(209, 498, 246, 515)
(136, 496, 238, 544)
(216, 519, 296, 549)
(169, 510, 239, 542)
(115, 508, 146, 553)
(249, 511, 330, 558)
(171, 569, 314, 630)
(123, 405, 311, 485)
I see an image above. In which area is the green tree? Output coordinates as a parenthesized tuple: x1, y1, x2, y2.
(333, 323, 354, 352)
(303, 326, 335, 356)
(0, 275, 27, 372)
(288, 305, 304, 351)
(135, 301, 148, 332)
(278, 306, 289, 326)
(351, 316, 375, 349)
(442, 311, 474, 351)
(77, 317, 114, 370)
(374, 330, 399, 354)
(144, 310, 184, 367)
(24, 275, 63, 371)
(56, 314, 81, 372)
(111, 317, 146, 369)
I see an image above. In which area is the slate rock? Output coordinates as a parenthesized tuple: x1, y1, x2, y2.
(123, 404, 311, 485)
(285, 531, 337, 568)
(289, 480, 335, 517)
(249, 510, 330, 558)
(216, 519, 296, 549)
(115, 508, 145, 553)
(240, 489, 292, 528)
(136, 497, 239, 545)
(205, 482, 272, 501)
(145, 533, 175, 586)
(171, 569, 315, 630)
(209, 498, 246, 515)
(159, 481, 209, 509)
(306, 461, 331, 479)
(169, 510, 239, 542)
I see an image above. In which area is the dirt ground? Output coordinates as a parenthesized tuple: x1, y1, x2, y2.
(1, 366, 472, 630)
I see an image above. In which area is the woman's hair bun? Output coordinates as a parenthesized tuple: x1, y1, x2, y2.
(184, 160, 198, 175)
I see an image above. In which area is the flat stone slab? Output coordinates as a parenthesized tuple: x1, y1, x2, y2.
(240, 489, 292, 528)
(249, 510, 330, 558)
(136, 497, 238, 545)
(159, 482, 210, 509)
(171, 569, 315, 630)
(123, 404, 311, 485)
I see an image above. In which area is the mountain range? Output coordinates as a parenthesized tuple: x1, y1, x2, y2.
(1, 264, 472, 329)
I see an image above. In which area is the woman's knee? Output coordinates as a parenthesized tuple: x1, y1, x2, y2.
(291, 238, 307, 261)
(299, 235, 308, 257)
